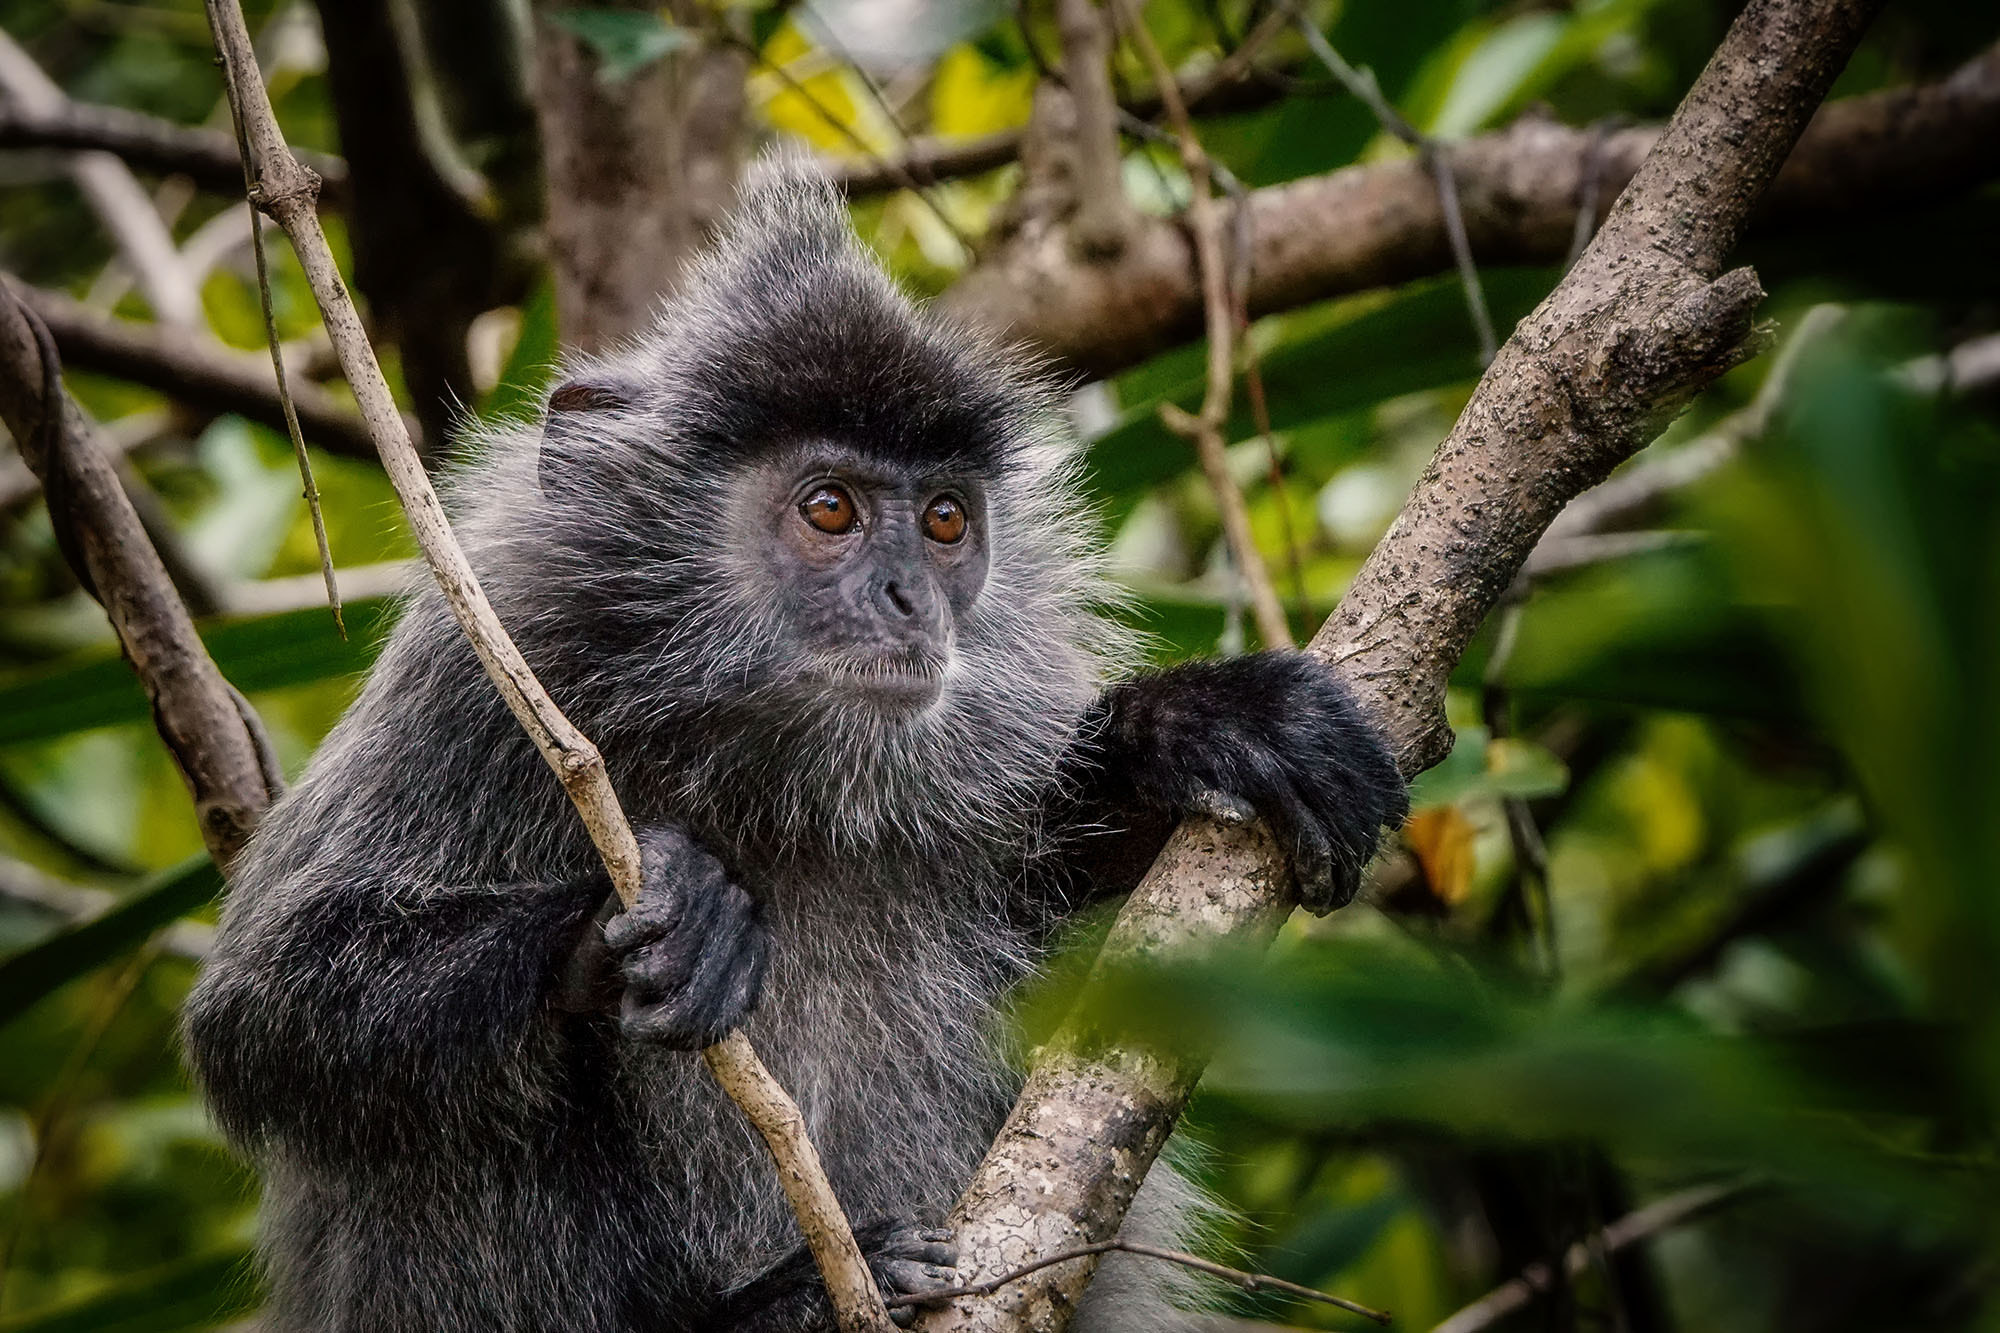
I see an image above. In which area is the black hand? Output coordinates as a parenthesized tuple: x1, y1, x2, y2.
(1091, 652, 1407, 912)
(598, 824, 770, 1048)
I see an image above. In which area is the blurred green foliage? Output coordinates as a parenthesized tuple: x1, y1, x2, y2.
(1, 0, 1997, 1329)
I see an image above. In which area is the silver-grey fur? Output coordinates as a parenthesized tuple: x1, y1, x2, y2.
(183, 161, 1404, 1333)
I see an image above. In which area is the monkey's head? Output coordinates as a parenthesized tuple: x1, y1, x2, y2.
(457, 159, 1130, 855)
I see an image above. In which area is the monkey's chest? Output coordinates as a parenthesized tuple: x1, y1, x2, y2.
(622, 896, 1036, 1270)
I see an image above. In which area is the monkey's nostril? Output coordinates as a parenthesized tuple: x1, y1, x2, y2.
(884, 582, 915, 617)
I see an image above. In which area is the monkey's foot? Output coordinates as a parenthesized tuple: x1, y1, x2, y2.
(868, 1222, 958, 1327)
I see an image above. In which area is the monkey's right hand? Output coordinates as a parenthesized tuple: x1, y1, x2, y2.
(596, 824, 771, 1050)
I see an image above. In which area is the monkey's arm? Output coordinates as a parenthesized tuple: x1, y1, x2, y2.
(1041, 652, 1408, 913)
(182, 871, 609, 1169)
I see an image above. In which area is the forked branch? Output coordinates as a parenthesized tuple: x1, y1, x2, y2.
(919, 0, 1882, 1328)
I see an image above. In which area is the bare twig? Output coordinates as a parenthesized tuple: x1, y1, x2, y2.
(922, 2, 1881, 1327)
(201, 3, 890, 1327)
(228, 93, 341, 634)
(735, 41, 971, 251)
(0, 282, 275, 867)
(1294, 19, 1496, 364)
(1116, 0, 1292, 650)
(0, 32, 202, 330)
(1430, 1182, 1753, 1333)
(886, 1237, 1390, 1325)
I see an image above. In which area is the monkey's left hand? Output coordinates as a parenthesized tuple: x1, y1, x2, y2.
(1091, 652, 1407, 913)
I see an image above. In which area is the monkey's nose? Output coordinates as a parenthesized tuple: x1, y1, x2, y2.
(880, 580, 917, 618)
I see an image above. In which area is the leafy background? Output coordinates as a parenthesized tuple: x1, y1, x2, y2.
(0, 0, 1997, 1329)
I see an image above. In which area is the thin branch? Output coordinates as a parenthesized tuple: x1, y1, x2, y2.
(200, 4, 891, 1328)
(17, 284, 399, 462)
(941, 44, 2000, 376)
(922, 1, 1881, 1327)
(1430, 1182, 1754, 1333)
(0, 281, 275, 867)
(735, 40, 972, 251)
(1117, 0, 1292, 649)
(0, 31, 203, 330)
(886, 1237, 1390, 1325)
(1293, 20, 1495, 363)
(229, 91, 342, 634)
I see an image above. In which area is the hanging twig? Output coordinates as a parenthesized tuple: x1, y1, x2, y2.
(1295, 19, 1496, 364)
(197, 3, 893, 1328)
(886, 1236, 1390, 1325)
(1430, 1182, 1755, 1333)
(228, 107, 342, 637)
(1113, 0, 1293, 649)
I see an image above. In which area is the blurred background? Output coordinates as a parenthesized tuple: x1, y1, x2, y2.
(0, 0, 1996, 1329)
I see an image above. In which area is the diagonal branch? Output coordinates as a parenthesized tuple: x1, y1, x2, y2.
(920, 0, 1883, 1328)
(16, 284, 399, 462)
(200, 2, 890, 1328)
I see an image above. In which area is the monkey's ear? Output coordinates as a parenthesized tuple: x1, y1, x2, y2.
(539, 375, 641, 496)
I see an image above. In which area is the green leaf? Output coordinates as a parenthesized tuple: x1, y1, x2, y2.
(546, 9, 690, 85)
(0, 1247, 257, 1333)
(0, 597, 399, 748)
(0, 857, 220, 1028)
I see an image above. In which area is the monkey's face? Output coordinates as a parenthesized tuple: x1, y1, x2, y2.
(746, 444, 990, 715)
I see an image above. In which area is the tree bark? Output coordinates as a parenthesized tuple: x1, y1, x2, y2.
(942, 43, 1999, 377)
(918, 0, 1884, 1328)
(528, 0, 747, 352)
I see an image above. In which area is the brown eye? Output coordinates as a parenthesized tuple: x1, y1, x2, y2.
(922, 495, 967, 544)
(800, 485, 857, 535)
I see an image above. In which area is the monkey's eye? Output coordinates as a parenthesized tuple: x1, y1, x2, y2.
(800, 485, 858, 535)
(922, 495, 967, 544)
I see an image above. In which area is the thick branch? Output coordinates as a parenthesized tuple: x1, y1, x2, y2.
(0, 282, 274, 867)
(0, 96, 350, 206)
(16, 285, 397, 463)
(529, 0, 748, 351)
(922, 1, 1881, 1328)
(941, 44, 2000, 376)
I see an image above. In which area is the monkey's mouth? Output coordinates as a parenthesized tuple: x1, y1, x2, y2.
(825, 649, 947, 711)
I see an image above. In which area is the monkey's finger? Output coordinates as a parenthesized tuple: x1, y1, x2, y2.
(879, 1259, 957, 1296)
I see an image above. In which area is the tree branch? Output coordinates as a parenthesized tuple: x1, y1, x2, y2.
(16, 284, 397, 462)
(920, 1, 1882, 1327)
(0, 94, 350, 206)
(529, 0, 748, 351)
(201, 3, 890, 1327)
(0, 281, 275, 868)
(1431, 1181, 1754, 1333)
(0, 31, 202, 329)
(941, 43, 1999, 376)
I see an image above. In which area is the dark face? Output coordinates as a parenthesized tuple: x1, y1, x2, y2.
(747, 445, 990, 714)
